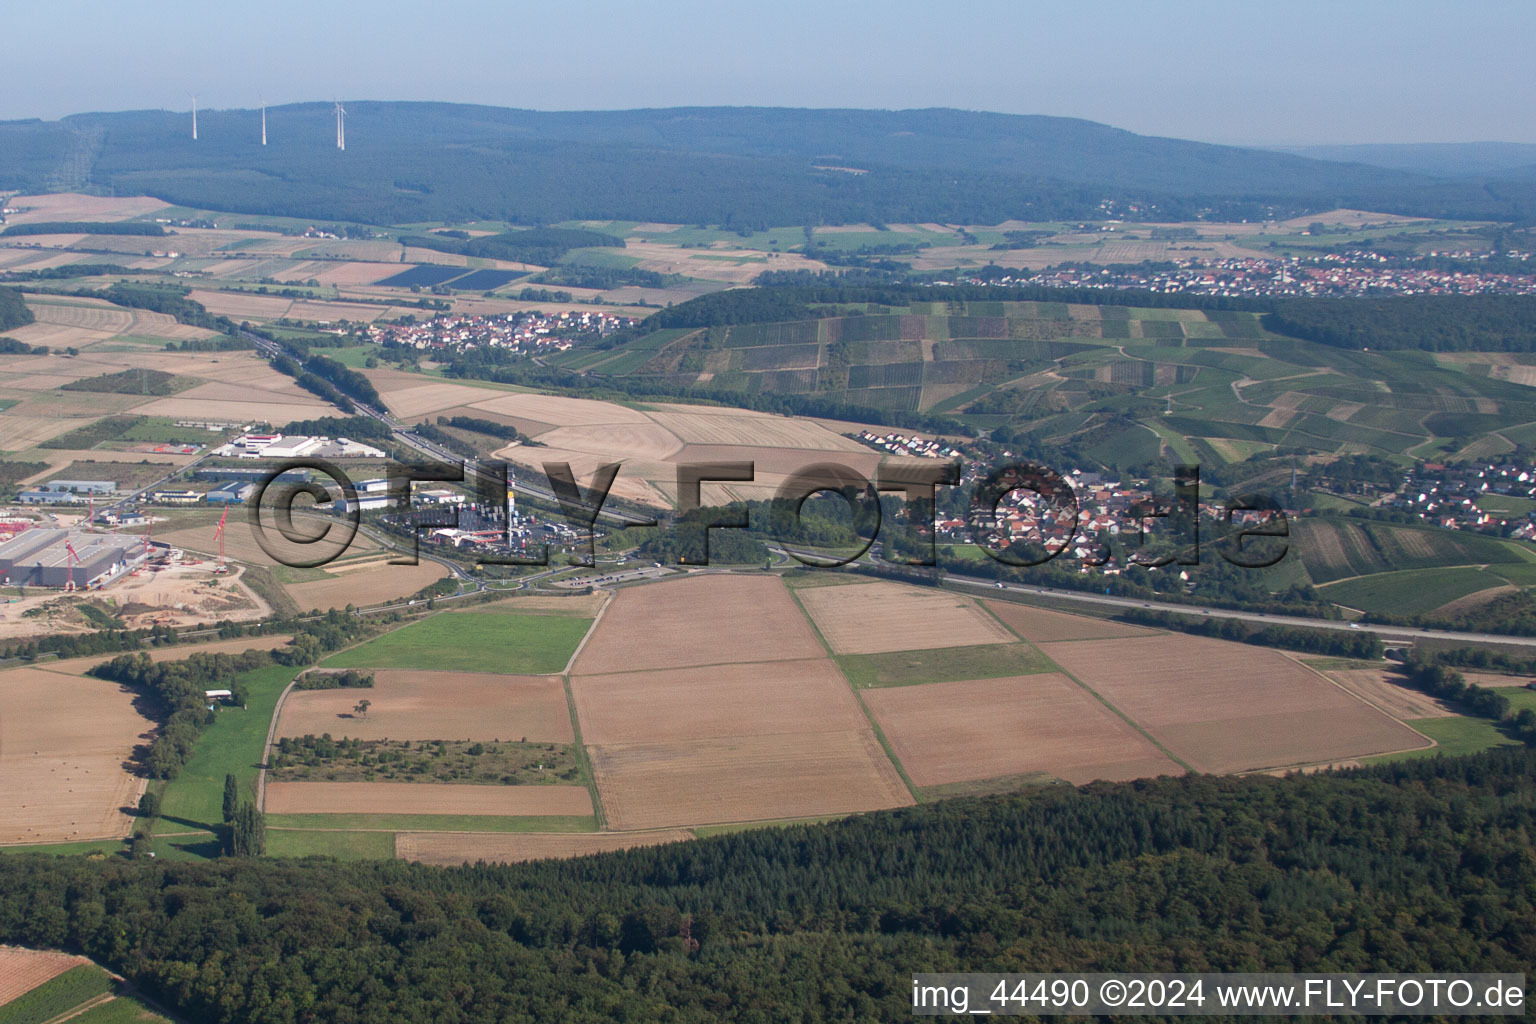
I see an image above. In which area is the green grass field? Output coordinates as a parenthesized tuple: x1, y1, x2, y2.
(321, 611, 592, 674)
(0, 838, 128, 858)
(64, 996, 172, 1024)
(1369, 716, 1520, 762)
(158, 664, 300, 831)
(266, 829, 398, 859)
(835, 643, 1055, 688)
(1319, 566, 1505, 616)
(1476, 493, 1536, 516)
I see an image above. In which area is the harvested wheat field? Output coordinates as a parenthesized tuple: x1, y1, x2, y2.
(287, 560, 448, 612)
(1322, 666, 1455, 720)
(0, 667, 151, 844)
(2, 193, 169, 224)
(376, 381, 510, 419)
(983, 601, 1157, 643)
(797, 581, 1014, 655)
(134, 394, 334, 424)
(864, 674, 1180, 787)
(0, 947, 91, 1004)
(1040, 635, 1432, 772)
(573, 659, 868, 745)
(275, 670, 573, 743)
(264, 781, 591, 816)
(572, 575, 823, 674)
(187, 290, 294, 320)
(590, 730, 911, 830)
(0, 414, 93, 450)
(396, 829, 694, 866)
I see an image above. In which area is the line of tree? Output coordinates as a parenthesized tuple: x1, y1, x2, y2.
(0, 263, 135, 281)
(301, 353, 383, 408)
(0, 336, 48, 355)
(396, 227, 625, 266)
(269, 354, 354, 413)
(0, 221, 166, 237)
(436, 415, 534, 445)
(0, 746, 1531, 1021)
(1396, 651, 1524, 726)
(279, 414, 393, 441)
(293, 668, 374, 690)
(1109, 605, 1384, 658)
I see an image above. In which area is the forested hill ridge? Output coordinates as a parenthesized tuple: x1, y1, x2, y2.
(4, 102, 1534, 224)
(0, 748, 1531, 1022)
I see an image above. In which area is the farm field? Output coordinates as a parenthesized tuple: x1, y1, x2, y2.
(275, 670, 573, 743)
(1318, 566, 1511, 616)
(983, 601, 1157, 643)
(834, 642, 1054, 688)
(588, 730, 911, 830)
(794, 581, 1015, 654)
(395, 828, 694, 866)
(264, 781, 592, 816)
(158, 664, 298, 831)
(864, 673, 1181, 787)
(322, 610, 592, 674)
(0, 667, 151, 845)
(572, 659, 868, 745)
(284, 559, 450, 612)
(1039, 634, 1433, 772)
(571, 575, 822, 674)
(1318, 663, 1456, 720)
(0, 962, 114, 1022)
(0, 947, 89, 1005)
(1292, 518, 1528, 586)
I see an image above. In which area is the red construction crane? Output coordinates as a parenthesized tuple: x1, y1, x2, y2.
(64, 540, 80, 592)
(212, 507, 229, 574)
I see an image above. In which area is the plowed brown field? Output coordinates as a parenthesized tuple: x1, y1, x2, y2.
(265, 782, 591, 816)
(865, 673, 1181, 786)
(572, 575, 823, 674)
(796, 581, 1014, 654)
(1040, 635, 1432, 772)
(983, 601, 1158, 643)
(589, 730, 912, 830)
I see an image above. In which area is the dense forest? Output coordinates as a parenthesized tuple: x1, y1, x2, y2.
(1264, 295, 1536, 352)
(0, 285, 34, 331)
(0, 749, 1531, 1022)
(6, 103, 1534, 224)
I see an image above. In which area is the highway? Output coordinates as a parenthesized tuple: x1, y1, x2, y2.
(241, 330, 1536, 650)
(242, 328, 655, 527)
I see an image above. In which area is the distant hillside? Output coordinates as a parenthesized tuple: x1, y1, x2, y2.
(1280, 141, 1536, 178)
(2, 102, 1531, 225)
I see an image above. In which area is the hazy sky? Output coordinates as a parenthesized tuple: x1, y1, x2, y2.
(6, 0, 1532, 145)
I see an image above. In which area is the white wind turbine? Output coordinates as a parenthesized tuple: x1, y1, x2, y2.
(260, 96, 267, 146)
(189, 93, 198, 141)
(334, 100, 346, 151)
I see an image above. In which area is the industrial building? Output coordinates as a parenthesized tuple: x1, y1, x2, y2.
(0, 529, 148, 589)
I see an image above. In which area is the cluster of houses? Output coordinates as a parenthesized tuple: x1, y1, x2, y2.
(358, 310, 637, 357)
(1376, 460, 1536, 541)
(853, 430, 967, 461)
(955, 249, 1536, 298)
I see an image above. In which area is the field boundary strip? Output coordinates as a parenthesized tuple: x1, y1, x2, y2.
(783, 581, 921, 801)
(980, 599, 1199, 775)
(562, 675, 607, 830)
(560, 590, 613, 675)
